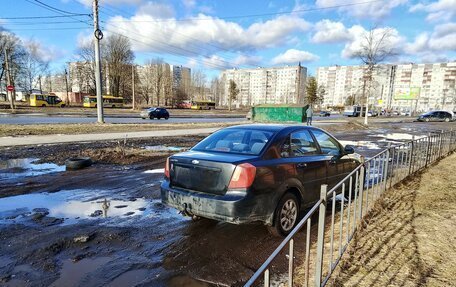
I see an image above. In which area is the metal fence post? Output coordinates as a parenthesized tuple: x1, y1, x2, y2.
(315, 184, 328, 287)
(358, 157, 365, 220)
(383, 143, 391, 192)
(425, 132, 431, 167)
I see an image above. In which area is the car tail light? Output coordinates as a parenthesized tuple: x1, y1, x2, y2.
(164, 157, 170, 179)
(228, 163, 256, 189)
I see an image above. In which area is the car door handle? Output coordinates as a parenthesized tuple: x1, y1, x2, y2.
(297, 163, 307, 168)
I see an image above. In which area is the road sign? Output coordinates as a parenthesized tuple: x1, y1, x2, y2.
(7, 85, 14, 92)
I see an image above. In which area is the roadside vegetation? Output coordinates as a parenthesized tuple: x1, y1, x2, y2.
(330, 153, 456, 286)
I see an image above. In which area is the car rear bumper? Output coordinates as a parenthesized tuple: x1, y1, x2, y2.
(160, 181, 271, 224)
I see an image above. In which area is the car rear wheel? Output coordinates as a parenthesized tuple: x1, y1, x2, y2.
(165, 116, 169, 120)
(425, 118, 430, 122)
(268, 193, 300, 237)
(445, 117, 450, 122)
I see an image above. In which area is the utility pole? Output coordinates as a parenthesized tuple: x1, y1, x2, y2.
(132, 64, 136, 110)
(64, 68, 70, 106)
(93, 0, 104, 123)
(39, 75, 42, 94)
(3, 48, 14, 110)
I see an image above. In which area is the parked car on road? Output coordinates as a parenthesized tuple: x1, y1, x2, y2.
(417, 111, 453, 122)
(319, 111, 331, 117)
(161, 124, 360, 236)
(140, 107, 169, 120)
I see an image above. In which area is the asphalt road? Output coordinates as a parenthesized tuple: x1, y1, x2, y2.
(0, 114, 245, 125)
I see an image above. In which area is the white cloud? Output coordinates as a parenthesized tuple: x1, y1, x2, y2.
(311, 19, 351, 44)
(104, 13, 310, 55)
(182, 0, 196, 9)
(405, 22, 456, 54)
(409, 0, 456, 22)
(137, 2, 174, 18)
(341, 26, 405, 59)
(233, 54, 262, 66)
(23, 38, 65, 62)
(271, 49, 319, 65)
(316, 0, 407, 19)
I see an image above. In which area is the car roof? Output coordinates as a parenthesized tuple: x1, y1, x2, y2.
(224, 124, 322, 133)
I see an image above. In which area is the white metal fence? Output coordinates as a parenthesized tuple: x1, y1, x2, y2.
(245, 129, 456, 287)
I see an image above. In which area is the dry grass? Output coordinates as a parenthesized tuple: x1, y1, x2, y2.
(329, 153, 456, 287)
(0, 122, 245, 137)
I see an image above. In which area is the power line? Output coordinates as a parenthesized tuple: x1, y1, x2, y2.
(23, 0, 92, 27)
(99, 5, 247, 70)
(4, 27, 90, 31)
(0, 14, 90, 20)
(108, 0, 383, 23)
(29, 0, 86, 16)
(3, 20, 87, 25)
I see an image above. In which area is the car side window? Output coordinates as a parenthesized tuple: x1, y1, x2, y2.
(280, 130, 318, 158)
(311, 130, 341, 156)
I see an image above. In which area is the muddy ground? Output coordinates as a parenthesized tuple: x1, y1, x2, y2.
(0, 121, 455, 287)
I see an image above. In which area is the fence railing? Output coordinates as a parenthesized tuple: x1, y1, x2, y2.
(245, 129, 456, 287)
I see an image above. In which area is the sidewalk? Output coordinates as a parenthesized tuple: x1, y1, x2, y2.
(0, 127, 220, 147)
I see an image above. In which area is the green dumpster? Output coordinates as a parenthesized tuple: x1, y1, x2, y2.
(251, 104, 309, 123)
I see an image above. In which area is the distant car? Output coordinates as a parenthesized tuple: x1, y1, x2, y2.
(319, 111, 331, 117)
(140, 107, 169, 120)
(417, 111, 453, 122)
(367, 111, 378, 117)
(161, 124, 360, 236)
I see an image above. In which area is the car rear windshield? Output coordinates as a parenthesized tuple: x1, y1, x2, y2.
(192, 128, 275, 155)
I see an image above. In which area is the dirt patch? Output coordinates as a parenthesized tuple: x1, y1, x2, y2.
(329, 153, 456, 286)
(0, 135, 205, 165)
(0, 121, 243, 137)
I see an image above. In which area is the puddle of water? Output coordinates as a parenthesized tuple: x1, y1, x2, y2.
(0, 158, 65, 181)
(0, 190, 152, 225)
(340, 140, 381, 150)
(145, 145, 186, 152)
(107, 269, 149, 287)
(50, 257, 112, 287)
(143, 168, 165, 174)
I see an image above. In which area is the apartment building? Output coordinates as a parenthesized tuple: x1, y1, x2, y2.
(220, 64, 307, 106)
(317, 62, 456, 112)
(170, 65, 191, 93)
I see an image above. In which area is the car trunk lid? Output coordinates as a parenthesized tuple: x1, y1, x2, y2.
(169, 151, 256, 195)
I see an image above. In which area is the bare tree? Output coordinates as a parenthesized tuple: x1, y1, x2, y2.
(0, 31, 27, 107)
(354, 27, 398, 125)
(191, 69, 207, 100)
(105, 35, 134, 97)
(22, 40, 49, 93)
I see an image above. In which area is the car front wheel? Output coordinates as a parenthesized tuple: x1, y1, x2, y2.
(445, 117, 450, 122)
(268, 193, 300, 237)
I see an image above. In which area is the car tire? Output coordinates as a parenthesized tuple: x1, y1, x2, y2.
(445, 117, 450, 122)
(65, 157, 92, 170)
(425, 118, 430, 122)
(149, 115, 154, 120)
(268, 192, 300, 237)
(165, 116, 169, 120)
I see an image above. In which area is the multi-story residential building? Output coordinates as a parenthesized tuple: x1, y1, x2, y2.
(170, 65, 191, 94)
(317, 62, 456, 112)
(220, 64, 307, 106)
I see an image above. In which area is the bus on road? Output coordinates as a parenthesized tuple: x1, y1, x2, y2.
(83, 95, 124, 108)
(191, 100, 216, 110)
(30, 94, 65, 107)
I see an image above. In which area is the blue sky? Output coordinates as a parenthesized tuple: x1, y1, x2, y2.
(1, 0, 455, 78)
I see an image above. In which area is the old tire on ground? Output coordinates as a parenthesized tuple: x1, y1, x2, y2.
(268, 192, 300, 237)
(65, 157, 92, 170)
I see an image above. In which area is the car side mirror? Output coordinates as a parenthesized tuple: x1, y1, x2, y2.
(344, 145, 355, 154)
